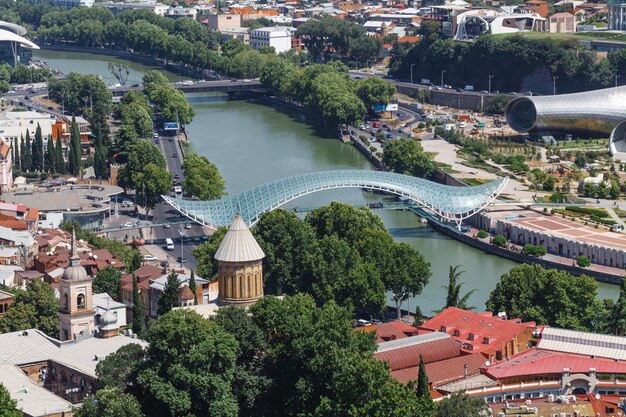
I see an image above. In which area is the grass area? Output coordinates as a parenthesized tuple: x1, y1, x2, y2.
(495, 31, 626, 44)
(555, 139, 609, 149)
(461, 178, 488, 186)
(436, 162, 460, 174)
(614, 207, 626, 218)
(180, 140, 190, 155)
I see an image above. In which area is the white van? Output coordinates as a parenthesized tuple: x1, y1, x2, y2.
(165, 238, 174, 251)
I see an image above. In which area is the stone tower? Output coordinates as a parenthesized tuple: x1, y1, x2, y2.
(59, 229, 94, 341)
(215, 213, 265, 307)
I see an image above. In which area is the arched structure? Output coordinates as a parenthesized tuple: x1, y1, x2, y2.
(0, 21, 39, 67)
(163, 170, 508, 229)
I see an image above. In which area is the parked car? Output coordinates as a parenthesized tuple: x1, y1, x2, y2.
(123, 222, 134, 228)
(176, 256, 187, 263)
(121, 199, 133, 207)
(185, 224, 192, 229)
(153, 132, 159, 138)
(143, 255, 157, 261)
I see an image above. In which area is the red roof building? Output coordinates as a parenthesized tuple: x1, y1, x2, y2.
(375, 333, 461, 371)
(392, 353, 486, 387)
(354, 321, 419, 343)
(418, 307, 536, 363)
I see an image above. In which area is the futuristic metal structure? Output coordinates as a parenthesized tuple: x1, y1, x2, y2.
(505, 86, 626, 158)
(0, 21, 39, 67)
(454, 10, 546, 40)
(163, 170, 509, 229)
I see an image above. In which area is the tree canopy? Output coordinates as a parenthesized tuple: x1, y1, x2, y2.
(182, 153, 226, 200)
(93, 267, 122, 301)
(0, 280, 59, 337)
(382, 138, 436, 178)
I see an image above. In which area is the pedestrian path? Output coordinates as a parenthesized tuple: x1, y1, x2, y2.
(606, 207, 626, 229)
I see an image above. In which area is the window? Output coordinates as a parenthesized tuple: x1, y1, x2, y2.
(77, 293, 86, 309)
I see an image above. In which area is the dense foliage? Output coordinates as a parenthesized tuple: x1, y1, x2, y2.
(182, 153, 226, 200)
(382, 138, 436, 178)
(93, 267, 122, 300)
(0, 280, 59, 337)
(390, 33, 626, 94)
(486, 264, 612, 332)
(194, 203, 431, 319)
(0, 383, 21, 417)
(97, 297, 430, 417)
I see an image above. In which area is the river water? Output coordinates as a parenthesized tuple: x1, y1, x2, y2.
(33, 49, 618, 313)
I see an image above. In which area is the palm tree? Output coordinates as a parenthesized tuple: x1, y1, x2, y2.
(442, 265, 477, 311)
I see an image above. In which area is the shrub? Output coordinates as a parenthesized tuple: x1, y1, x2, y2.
(418, 122, 425, 129)
(576, 255, 591, 268)
(590, 215, 616, 226)
(565, 206, 609, 218)
(493, 235, 507, 248)
(522, 244, 547, 257)
(477, 230, 489, 239)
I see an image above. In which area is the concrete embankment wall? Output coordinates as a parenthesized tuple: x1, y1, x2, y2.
(395, 84, 486, 112)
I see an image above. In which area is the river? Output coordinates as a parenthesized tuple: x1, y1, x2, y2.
(32, 49, 618, 313)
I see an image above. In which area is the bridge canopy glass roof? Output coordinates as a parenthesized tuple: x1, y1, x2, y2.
(163, 170, 508, 229)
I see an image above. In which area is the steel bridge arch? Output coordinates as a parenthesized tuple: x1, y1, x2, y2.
(162, 170, 509, 229)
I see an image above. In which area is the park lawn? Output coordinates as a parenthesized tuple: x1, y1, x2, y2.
(462, 178, 488, 186)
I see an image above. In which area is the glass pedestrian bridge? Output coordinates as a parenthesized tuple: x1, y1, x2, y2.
(163, 170, 509, 229)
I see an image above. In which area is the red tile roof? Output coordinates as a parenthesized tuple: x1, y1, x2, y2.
(418, 307, 535, 355)
(121, 264, 164, 291)
(397, 35, 420, 43)
(391, 353, 486, 386)
(484, 348, 626, 380)
(374, 336, 460, 371)
(354, 321, 419, 343)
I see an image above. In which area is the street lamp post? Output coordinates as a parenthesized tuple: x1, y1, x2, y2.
(410, 63, 416, 85)
(179, 230, 185, 268)
(616, 74, 622, 87)
(488, 74, 494, 94)
(552, 75, 558, 95)
(441, 70, 446, 88)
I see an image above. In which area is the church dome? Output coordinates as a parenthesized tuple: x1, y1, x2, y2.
(99, 310, 118, 327)
(214, 213, 265, 263)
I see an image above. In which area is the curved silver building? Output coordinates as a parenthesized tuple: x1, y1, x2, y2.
(505, 86, 626, 136)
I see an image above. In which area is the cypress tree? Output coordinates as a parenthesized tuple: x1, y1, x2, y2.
(93, 126, 107, 180)
(157, 272, 181, 316)
(23, 130, 32, 172)
(612, 278, 626, 335)
(131, 272, 144, 335)
(55, 132, 65, 174)
(70, 116, 82, 177)
(33, 123, 43, 171)
(416, 354, 429, 399)
(13, 139, 22, 171)
(45, 133, 55, 173)
(18, 135, 24, 172)
(189, 270, 197, 305)
(31, 132, 37, 171)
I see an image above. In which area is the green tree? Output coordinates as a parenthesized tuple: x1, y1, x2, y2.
(133, 163, 171, 218)
(33, 123, 44, 171)
(543, 175, 556, 191)
(443, 265, 477, 310)
(108, 59, 130, 86)
(45, 132, 55, 173)
(74, 387, 143, 417)
(253, 209, 315, 295)
(492, 234, 507, 247)
(142, 70, 169, 96)
(131, 273, 144, 335)
(485, 93, 510, 114)
(0, 280, 59, 337)
(120, 102, 153, 138)
(23, 130, 32, 172)
(611, 278, 626, 335)
(486, 264, 605, 331)
(157, 272, 181, 316)
(610, 179, 621, 199)
(260, 57, 296, 96)
(382, 138, 436, 178)
(434, 392, 489, 417)
(181, 153, 225, 200)
(306, 202, 386, 245)
(55, 132, 65, 174)
(576, 255, 591, 268)
(0, 383, 21, 417)
(117, 140, 166, 192)
(192, 227, 228, 279)
(137, 310, 239, 417)
(415, 354, 429, 399)
(354, 77, 396, 111)
(189, 270, 197, 305)
(96, 343, 145, 391)
(68, 116, 82, 177)
(126, 249, 143, 273)
(93, 267, 121, 300)
(93, 128, 108, 179)
(13, 137, 19, 172)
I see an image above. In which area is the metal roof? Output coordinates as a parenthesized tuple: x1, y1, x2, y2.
(214, 213, 265, 262)
(377, 331, 450, 353)
(375, 333, 461, 371)
(0, 329, 59, 365)
(538, 327, 626, 360)
(163, 170, 508, 229)
(0, 28, 39, 49)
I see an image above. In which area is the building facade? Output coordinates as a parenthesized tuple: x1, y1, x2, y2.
(609, 0, 626, 29)
(207, 14, 243, 31)
(250, 27, 292, 54)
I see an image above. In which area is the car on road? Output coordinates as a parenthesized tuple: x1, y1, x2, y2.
(459, 122, 467, 129)
(480, 90, 488, 94)
(201, 235, 209, 242)
(131, 84, 140, 88)
(153, 132, 159, 138)
(183, 80, 193, 86)
(143, 254, 157, 261)
(163, 224, 171, 228)
(185, 224, 192, 229)
(174, 173, 180, 179)
(172, 153, 178, 158)
(123, 222, 135, 228)
(243, 79, 252, 83)
(132, 239, 145, 246)
(192, 237, 201, 243)
(47, 106, 54, 110)
(386, 133, 393, 139)
(176, 256, 187, 263)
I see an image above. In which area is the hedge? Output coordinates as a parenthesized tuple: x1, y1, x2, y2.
(565, 206, 609, 218)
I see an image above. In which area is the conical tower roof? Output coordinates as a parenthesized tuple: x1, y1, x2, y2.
(214, 214, 265, 263)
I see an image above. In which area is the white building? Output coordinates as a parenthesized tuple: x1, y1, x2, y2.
(249, 26, 292, 54)
(454, 9, 546, 40)
(93, 293, 127, 329)
(0, 111, 54, 148)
